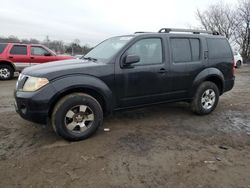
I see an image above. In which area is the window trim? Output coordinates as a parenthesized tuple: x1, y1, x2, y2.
(10, 45, 28, 55)
(170, 37, 201, 64)
(121, 37, 164, 67)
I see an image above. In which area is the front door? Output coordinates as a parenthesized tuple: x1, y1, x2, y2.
(30, 46, 56, 65)
(115, 37, 171, 108)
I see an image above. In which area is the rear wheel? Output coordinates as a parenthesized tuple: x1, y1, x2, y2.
(236, 61, 242, 68)
(51, 93, 103, 141)
(191, 81, 219, 115)
(0, 64, 14, 80)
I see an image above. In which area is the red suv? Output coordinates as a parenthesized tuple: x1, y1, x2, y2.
(0, 43, 73, 80)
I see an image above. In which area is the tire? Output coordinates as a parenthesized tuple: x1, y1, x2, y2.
(51, 93, 103, 141)
(191, 81, 219, 115)
(236, 61, 241, 68)
(0, 64, 14, 80)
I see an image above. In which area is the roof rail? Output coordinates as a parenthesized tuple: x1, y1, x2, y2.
(158, 28, 219, 35)
(134, 31, 152, 34)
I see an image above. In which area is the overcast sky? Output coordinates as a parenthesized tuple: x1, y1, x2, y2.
(0, 0, 237, 46)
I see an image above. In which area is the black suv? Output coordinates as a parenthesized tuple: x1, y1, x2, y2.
(15, 28, 235, 141)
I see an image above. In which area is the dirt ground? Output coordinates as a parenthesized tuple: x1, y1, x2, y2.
(0, 66, 250, 188)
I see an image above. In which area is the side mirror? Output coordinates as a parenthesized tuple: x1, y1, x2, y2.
(124, 55, 140, 66)
(44, 53, 51, 56)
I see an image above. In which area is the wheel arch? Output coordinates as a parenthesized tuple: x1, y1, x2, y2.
(204, 76, 223, 95)
(190, 68, 225, 97)
(0, 60, 16, 71)
(48, 75, 113, 118)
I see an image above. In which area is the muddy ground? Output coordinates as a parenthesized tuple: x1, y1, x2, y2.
(0, 66, 250, 188)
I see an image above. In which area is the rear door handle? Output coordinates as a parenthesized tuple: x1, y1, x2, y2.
(158, 68, 167, 73)
(204, 51, 208, 59)
(9, 56, 13, 59)
(31, 57, 35, 59)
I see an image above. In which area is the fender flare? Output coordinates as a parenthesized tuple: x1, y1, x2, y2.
(189, 68, 225, 97)
(49, 75, 113, 114)
(0, 60, 16, 71)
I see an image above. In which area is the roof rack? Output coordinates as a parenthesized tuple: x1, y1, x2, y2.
(158, 28, 219, 35)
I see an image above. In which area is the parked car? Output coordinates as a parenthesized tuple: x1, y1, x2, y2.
(234, 51, 243, 68)
(0, 43, 73, 80)
(15, 28, 235, 141)
(74, 55, 84, 59)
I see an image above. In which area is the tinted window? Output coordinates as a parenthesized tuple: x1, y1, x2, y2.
(207, 38, 232, 59)
(0, 43, 7, 54)
(190, 39, 200, 61)
(171, 38, 191, 62)
(31, 46, 50, 56)
(126, 38, 163, 65)
(10, 45, 27, 55)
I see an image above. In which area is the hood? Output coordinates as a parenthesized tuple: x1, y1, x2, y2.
(22, 59, 110, 80)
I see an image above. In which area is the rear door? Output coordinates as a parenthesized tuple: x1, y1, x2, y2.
(30, 45, 56, 65)
(169, 36, 204, 98)
(8, 44, 30, 71)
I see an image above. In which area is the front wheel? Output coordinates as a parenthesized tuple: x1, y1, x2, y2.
(191, 81, 219, 115)
(51, 93, 103, 141)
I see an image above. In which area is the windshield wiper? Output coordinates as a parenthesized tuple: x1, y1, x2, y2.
(82, 56, 98, 62)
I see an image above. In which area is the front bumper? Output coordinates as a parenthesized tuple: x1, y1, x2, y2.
(14, 84, 56, 124)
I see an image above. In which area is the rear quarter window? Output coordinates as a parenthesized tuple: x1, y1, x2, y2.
(0, 43, 7, 54)
(207, 38, 232, 59)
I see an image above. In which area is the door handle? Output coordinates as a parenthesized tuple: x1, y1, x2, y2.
(9, 56, 13, 59)
(158, 68, 167, 73)
(31, 57, 35, 59)
(204, 51, 208, 59)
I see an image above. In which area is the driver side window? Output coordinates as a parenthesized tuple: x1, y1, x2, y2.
(126, 38, 163, 65)
(31, 46, 51, 56)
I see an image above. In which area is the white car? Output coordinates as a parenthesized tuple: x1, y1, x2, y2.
(74, 55, 83, 59)
(234, 51, 243, 68)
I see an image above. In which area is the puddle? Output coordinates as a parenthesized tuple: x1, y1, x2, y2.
(219, 110, 250, 133)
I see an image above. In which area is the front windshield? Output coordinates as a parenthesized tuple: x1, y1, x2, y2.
(84, 36, 134, 61)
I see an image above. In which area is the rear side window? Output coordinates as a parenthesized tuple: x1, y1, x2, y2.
(171, 38, 191, 62)
(0, 43, 7, 54)
(10, 45, 27, 55)
(207, 38, 232, 59)
(190, 39, 200, 61)
(171, 38, 200, 63)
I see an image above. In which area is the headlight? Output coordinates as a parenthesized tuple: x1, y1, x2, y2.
(22, 76, 49, 92)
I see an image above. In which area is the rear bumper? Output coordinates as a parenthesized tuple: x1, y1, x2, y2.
(224, 77, 235, 93)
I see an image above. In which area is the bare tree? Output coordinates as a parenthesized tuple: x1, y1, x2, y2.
(196, 2, 238, 40)
(235, 0, 250, 61)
